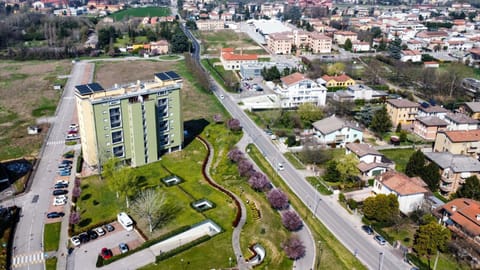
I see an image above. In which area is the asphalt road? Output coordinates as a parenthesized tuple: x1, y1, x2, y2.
(12, 61, 90, 270)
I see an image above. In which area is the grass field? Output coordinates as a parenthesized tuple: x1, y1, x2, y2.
(0, 60, 71, 160)
(109, 7, 171, 21)
(197, 30, 265, 55)
(379, 148, 415, 173)
(284, 152, 305, 169)
(44, 222, 61, 252)
(45, 257, 57, 270)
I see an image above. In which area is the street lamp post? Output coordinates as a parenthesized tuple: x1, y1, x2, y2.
(317, 240, 323, 269)
(313, 184, 320, 217)
(229, 257, 232, 267)
(378, 252, 384, 270)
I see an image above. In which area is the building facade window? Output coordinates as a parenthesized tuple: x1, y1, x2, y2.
(112, 130, 123, 144)
(113, 145, 124, 157)
(109, 107, 122, 128)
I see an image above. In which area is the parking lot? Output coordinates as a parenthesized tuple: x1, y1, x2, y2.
(69, 222, 144, 270)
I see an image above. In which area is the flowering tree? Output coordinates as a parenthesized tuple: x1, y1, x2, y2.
(69, 211, 80, 225)
(238, 158, 254, 177)
(281, 210, 303, 231)
(267, 189, 289, 210)
(283, 235, 306, 260)
(226, 118, 241, 132)
(72, 187, 82, 198)
(228, 148, 244, 163)
(248, 172, 271, 191)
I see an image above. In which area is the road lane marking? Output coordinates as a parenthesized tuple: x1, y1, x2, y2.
(12, 251, 44, 268)
(46, 140, 65, 146)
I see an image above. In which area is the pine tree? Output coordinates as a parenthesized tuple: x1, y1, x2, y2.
(420, 163, 440, 191)
(405, 150, 425, 177)
(388, 35, 402, 60)
(369, 106, 392, 136)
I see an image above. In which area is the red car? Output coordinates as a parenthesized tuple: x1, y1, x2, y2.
(100, 248, 113, 260)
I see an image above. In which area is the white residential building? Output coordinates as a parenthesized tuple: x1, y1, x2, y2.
(312, 115, 363, 147)
(274, 72, 327, 108)
(372, 171, 429, 214)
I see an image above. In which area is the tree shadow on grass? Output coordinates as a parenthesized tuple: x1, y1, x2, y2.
(135, 176, 149, 189)
(81, 194, 91, 201)
(183, 118, 209, 147)
(78, 218, 92, 227)
(152, 203, 182, 231)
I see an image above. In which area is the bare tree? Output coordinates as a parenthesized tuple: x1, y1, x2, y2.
(131, 189, 166, 233)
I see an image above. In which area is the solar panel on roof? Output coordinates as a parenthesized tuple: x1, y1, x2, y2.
(165, 71, 180, 80)
(155, 72, 170, 81)
(76, 85, 92, 95)
(88, 83, 104, 92)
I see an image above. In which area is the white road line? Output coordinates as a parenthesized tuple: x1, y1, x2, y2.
(46, 140, 65, 146)
(12, 251, 44, 268)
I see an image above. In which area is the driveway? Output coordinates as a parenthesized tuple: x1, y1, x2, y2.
(69, 224, 143, 270)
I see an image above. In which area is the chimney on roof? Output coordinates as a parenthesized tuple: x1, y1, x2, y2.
(477, 214, 480, 221)
(451, 205, 457, 212)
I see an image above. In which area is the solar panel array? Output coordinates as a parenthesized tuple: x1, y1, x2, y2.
(75, 83, 105, 96)
(155, 71, 181, 81)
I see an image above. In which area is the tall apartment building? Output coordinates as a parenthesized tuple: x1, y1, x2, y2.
(75, 71, 183, 168)
(386, 99, 419, 127)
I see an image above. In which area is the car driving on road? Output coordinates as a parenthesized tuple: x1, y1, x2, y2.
(374, 235, 387, 246)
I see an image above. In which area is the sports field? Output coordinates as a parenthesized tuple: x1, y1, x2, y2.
(109, 7, 171, 21)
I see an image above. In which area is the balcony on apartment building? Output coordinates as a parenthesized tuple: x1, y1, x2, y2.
(441, 176, 455, 183)
(440, 184, 453, 192)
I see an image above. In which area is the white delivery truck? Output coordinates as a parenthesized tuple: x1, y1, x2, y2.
(117, 212, 134, 231)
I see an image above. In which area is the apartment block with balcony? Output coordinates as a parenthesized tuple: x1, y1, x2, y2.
(413, 116, 448, 141)
(267, 32, 293, 55)
(274, 72, 327, 108)
(386, 99, 419, 127)
(425, 152, 480, 197)
(333, 31, 358, 45)
(444, 112, 479, 131)
(74, 71, 183, 168)
(308, 32, 332, 53)
(459, 102, 480, 120)
(433, 130, 480, 159)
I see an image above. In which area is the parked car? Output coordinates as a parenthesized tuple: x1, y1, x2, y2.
(100, 248, 113, 260)
(63, 152, 74, 158)
(53, 189, 68, 196)
(87, 230, 98, 240)
(53, 198, 67, 206)
(70, 236, 81, 246)
(58, 163, 72, 169)
(59, 170, 71, 176)
(55, 195, 68, 201)
(104, 224, 115, 232)
(374, 235, 386, 246)
(69, 124, 78, 130)
(95, 227, 106, 236)
(119, 243, 129, 254)
(54, 183, 68, 189)
(79, 233, 89, 243)
(361, 225, 374, 235)
(47, 212, 65, 219)
(56, 180, 69, 185)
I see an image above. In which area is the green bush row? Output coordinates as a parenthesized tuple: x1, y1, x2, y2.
(76, 150, 83, 174)
(155, 235, 212, 262)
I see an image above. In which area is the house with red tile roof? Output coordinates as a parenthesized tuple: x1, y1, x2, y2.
(220, 48, 258, 70)
(320, 74, 355, 88)
(433, 129, 480, 159)
(372, 171, 429, 214)
(436, 198, 480, 244)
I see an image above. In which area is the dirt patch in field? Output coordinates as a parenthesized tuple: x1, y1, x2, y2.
(0, 60, 71, 159)
(198, 30, 265, 55)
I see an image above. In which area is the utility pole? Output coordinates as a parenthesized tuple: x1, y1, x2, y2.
(378, 252, 384, 270)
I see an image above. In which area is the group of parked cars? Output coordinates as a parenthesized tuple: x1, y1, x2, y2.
(66, 124, 80, 140)
(70, 224, 115, 247)
(361, 225, 387, 246)
(47, 154, 74, 218)
(100, 243, 129, 260)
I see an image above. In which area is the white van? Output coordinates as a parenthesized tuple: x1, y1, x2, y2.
(117, 212, 133, 231)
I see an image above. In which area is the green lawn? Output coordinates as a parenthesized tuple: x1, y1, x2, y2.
(247, 144, 366, 270)
(407, 252, 470, 270)
(109, 7, 171, 21)
(284, 152, 305, 169)
(379, 148, 415, 173)
(201, 58, 238, 92)
(44, 222, 61, 252)
(159, 55, 181, 60)
(45, 257, 57, 270)
(306, 177, 333, 195)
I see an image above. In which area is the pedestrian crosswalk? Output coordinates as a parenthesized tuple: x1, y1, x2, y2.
(12, 251, 44, 268)
(47, 140, 65, 146)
